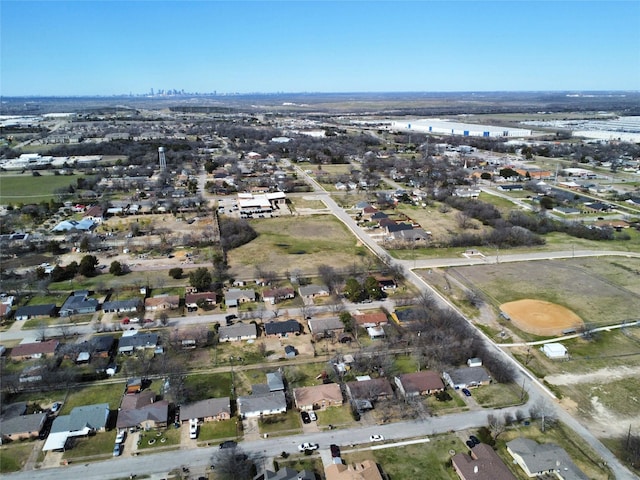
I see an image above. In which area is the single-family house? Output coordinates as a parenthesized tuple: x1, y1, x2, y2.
(51, 218, 96, 232)
(180, 397, 231, 423)
(262, 287, 295, 305)
(392, 308, 423, 325)
(298, 284, 331, 300)
(293, 383, 343, 411)
(185, 291, 217, 308)
(116, 391, 169, 431)
(324, 460, 383, 480)
(225, 288, 256, 308)
(374, 276, 397, 291)
(14, 304, 57, 321)
(144, 294, 180, 311)
(83, 205, 104, 222)
(507, 438, 588, 479)
(443, 367, 491, 390)
(452, 443, 517, 480)
(352, 311, 388, 327)
(0, 302, 12, 320)
(218, 322, 258, 342)
(262, 467, 316, 480)
(102, 299, 142, 313)
(90, 335, 116, 358)
(59, 290, 99, 316)
(43, 403, 110, 451)
(0, 411, 48, 444)
(394, 371, 445, 397)
(346, 378, 394, 404)
(237, 391, 287, 418)
(264, 319, 301, 337)
(10, 340, 59, 361)
(307, 317, 344, 339)
(118, 331, 159, 354)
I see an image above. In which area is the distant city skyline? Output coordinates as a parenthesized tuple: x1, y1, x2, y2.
(1, 1, 639, 96)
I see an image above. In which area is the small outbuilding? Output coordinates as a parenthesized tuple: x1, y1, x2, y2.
(541, 343, 568, 359)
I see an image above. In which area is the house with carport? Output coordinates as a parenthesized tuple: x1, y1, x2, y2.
(43, 403, 110, 451)
(293, 383, 343, 411)
(394, 371, 445, 398)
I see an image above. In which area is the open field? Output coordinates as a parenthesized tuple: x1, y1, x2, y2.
(0, 441, 35, 473)
(435, 257, 640, 442)
(227, 215, 372, 279)
(0, 172, 91, 204)
(447, 257, 640, 328)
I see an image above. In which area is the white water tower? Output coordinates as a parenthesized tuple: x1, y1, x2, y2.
(158, 146, 166, 171)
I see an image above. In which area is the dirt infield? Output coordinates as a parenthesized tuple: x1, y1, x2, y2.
(500, 299, 584, 336)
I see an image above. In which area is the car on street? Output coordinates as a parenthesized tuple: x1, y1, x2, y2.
(469, 435, 480, 445)
(369, 434, 384, 442)
(113, 444, 122, 456)
(330, 444, 341, 457)
(298, 442, 319, 452)
(308, 411, 317, 421)
(461, 388, 472, 397)
(220, 440, 237, 449)
(301, 411, 311, 424)
(115, 431, 126, 444)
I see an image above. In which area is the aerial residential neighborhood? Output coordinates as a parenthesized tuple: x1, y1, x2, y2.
(1, 2, 640, 480)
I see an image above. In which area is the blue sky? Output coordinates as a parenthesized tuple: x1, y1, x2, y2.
(1, 1, 639, 96)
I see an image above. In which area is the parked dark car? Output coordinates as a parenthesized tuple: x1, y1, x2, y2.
(466, 440, 475, 449)
(469, 435, 480, 445)
(301, 411, 311, 424)
(461, 388, 472, 397)
(330, 444, 340, 457)
(220, 440, 237, 449)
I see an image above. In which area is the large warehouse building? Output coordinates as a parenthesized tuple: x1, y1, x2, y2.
(391, 118, 532, 138)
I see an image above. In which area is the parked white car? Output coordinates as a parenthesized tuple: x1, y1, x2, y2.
(298, 442, 319, 452)
(189, 419, 198, 439)
(115, 430, 126, 444)
(369, 434, 384, 442)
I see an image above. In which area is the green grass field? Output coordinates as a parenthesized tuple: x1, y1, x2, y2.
(0, 172, 91, 204)
(227, 215, 372, 279)
(0, 442, 35, 473)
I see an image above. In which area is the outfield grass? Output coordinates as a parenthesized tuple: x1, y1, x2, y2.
(0, 172, 92, 204)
